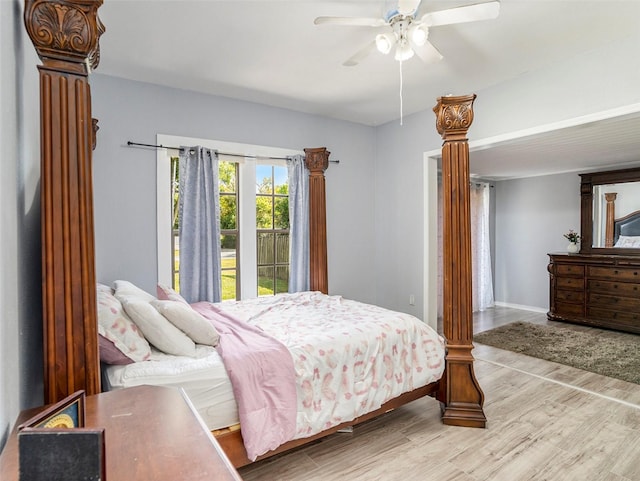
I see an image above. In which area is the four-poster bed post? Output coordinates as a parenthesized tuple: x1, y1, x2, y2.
(434, 94, 487, 427)
(24, 0, 105, 403)
(304, 147, 330, 294)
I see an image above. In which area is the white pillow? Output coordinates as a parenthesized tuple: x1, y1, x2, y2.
(157, 284, 189, 305)
(113, 280, 156, 302)
(151, 300, 220, 346)
(96, 284, 151, 362)
(121, 299, 196, 357)
(614, 235, 640, 248)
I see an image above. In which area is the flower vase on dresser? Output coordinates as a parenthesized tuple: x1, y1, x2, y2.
(563, 230, 581, 254)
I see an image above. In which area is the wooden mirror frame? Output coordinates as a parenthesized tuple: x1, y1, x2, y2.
(580, 167, 640, 255)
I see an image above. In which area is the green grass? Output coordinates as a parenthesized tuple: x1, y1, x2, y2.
(257, 276, 288, 296)
(176, 255, 288, 300)
(221, 257, 236, 300)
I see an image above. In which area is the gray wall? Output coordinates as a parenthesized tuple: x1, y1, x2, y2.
(373, 110, 442, 318)
(0, 0, 44, 452)
(494, 173, 581, 309)
(91, 74, 378, 304)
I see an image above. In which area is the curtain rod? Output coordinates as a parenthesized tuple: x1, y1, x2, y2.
(126, 141, 340, 163)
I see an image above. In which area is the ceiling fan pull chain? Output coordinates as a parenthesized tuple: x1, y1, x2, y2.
(399, 58, 404, 125)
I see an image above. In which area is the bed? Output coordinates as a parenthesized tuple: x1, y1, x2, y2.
(24, 0, 486, 470)
(100, 287, 446, 465)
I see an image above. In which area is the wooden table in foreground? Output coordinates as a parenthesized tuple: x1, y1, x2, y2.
(0, 385, 242, 481)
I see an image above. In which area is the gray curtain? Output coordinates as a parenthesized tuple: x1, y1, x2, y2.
(286, 154, 310, 292)
(178, 146, 221, 303)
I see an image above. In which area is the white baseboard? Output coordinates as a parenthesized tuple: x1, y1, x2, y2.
(493, 301, 548, 314)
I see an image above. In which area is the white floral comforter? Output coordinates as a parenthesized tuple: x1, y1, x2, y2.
(215, 291, 445, 440)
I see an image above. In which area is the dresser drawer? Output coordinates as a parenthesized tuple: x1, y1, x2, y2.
(588, 292, 640, 310)
(555, 264, 585, 277)
(587, 307, 640, 326)
(556, 277, 584, 290)
(554, 302, 585, 318)
(588, 266, 640, 281)
(588, 279, 640, 297)
(555, 289, 584, 303)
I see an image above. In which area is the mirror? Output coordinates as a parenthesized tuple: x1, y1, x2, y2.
(592, 182, 640, 247)
(580, 167, 640, 254)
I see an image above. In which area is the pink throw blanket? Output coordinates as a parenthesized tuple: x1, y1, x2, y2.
(191, 302, 297, 461)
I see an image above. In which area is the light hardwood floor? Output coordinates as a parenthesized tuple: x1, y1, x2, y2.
(238, 306, 640, 481)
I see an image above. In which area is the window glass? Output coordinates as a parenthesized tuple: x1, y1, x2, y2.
(221, 233, 237, 301)
(256, 196, 273, 229)
(256, 165, 290, 296)
(219, 161, 239, 300)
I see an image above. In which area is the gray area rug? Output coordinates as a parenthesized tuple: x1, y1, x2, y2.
(474, 321, 640, 384)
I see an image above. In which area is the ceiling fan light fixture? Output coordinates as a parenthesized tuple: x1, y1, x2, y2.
(375, 33, 395, 54)
(394, 40, 414, 61)
(409, 24, 428, 46)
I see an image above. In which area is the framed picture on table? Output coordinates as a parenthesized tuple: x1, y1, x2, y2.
(18, 390, 86, 430)
(17, 390, 106, 481)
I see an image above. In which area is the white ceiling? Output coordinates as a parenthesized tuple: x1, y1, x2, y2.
(96, 0, 640, 179)
(468, 109, 640, 180)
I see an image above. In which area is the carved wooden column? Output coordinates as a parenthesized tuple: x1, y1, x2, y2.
(24, 0, 104, 403)
(304, 147, 330, 294)
(434, 94, 486, 427)
(604, 192, 617, 247)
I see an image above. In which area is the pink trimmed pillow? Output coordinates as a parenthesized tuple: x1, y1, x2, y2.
(96, 284, 151, 363)
(157, 283, 189, 305)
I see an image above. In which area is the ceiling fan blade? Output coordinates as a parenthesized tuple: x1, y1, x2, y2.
(412, 39, 444, 64)
(314, 16, 388, 27)
(420, 1, 500, 27)
(398, 0, 422, 15)
(343, 40, 378, 67)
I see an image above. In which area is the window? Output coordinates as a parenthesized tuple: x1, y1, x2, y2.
(170, 156, 180, 289)
(220, 161, 239, 300)
(256, 165, 289, 296)
(157, 135, 301, 302)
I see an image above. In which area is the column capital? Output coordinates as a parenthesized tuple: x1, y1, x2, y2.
(433, 94, 476, 140)
(24, 0, 104, 74)
(304, 147, 330, 174)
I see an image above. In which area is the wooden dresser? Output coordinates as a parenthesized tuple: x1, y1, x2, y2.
(548, 253, 640, 334)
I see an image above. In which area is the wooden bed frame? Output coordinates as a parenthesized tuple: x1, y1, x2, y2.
(24, 0, 485, 468)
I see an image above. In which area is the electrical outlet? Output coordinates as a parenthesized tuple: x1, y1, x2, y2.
(409, 294, 415, 306)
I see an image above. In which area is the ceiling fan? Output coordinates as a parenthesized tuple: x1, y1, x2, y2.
(314, 0, 500, 66)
